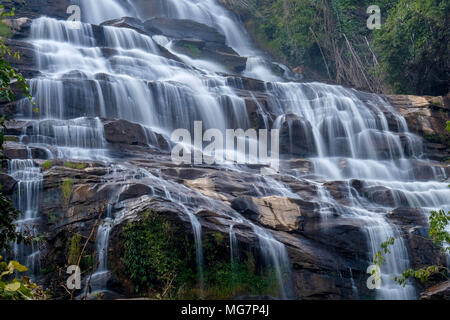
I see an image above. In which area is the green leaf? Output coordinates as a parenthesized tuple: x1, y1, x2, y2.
(4, 281, 20, 292)
(9, 261, 28, 273)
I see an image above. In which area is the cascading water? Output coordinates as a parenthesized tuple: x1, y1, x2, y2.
(8, 0, 449, 300)
(8, 155, 43, 276)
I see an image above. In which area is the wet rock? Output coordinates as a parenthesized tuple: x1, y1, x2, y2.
(144, 17, 227, 44)
(279, 114, 317, 157)
(101, 17, 146, 34)
(388, 208, 428, 227)
(420, 281, 450, 300)
(386, 94, 450, 161)
(2, 141, 29, 159)
(409, 161, 450, 181)
(232, 196, 302, 232)
(171, 39, 247, 73)
(1, 17, 32, 39)
(118, 183, 154, 202)
(3, 120, 30, 135)
(184, 178, 229, 202)
(0, 173, 17, 195)
(103, 119, 148, 146)
(2, 39, 39, 78)
(352, 183, 398, 207)
(0, 0, 71, 20)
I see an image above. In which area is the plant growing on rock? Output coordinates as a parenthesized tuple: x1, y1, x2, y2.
(122, 210, 281, 299)
(374, 209, 450, 287)
(61, 178, 74, 208)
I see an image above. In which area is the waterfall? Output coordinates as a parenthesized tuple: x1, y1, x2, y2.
(7, 0, 449, 300)
(8, 156, 43, 277)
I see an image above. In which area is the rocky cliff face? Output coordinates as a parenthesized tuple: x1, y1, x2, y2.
(1, 0, 449, 300)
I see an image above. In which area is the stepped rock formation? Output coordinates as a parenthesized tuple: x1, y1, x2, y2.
(0, 0, 449, 300)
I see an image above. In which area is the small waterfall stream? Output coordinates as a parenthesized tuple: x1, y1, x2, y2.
(8, 155, 43, 276)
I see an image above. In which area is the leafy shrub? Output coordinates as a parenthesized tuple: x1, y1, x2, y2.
(0, 256, 48, 300)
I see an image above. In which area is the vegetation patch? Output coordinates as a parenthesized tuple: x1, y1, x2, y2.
(67, 233, 81, 266)
(64, 162, 88, 170)
(61, 178, 74, 208)
(184, 43, 202, 57)
(41, 160, 52, 171)
(122, 210, 279, 299)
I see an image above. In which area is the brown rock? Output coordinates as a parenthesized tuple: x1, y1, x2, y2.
(420, 281, 450, 300)
(0, 173, 17, 194)
(232, 196, 302, 232)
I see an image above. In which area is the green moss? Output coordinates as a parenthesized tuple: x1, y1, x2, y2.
(81, 254, 96, 271)
(41, 160, 52, 171)
(61, 178, 74, 208)
(211, 232, 225, 245)
(64, 161, 88, 170)
(123, 211, 282, 299)
(3, 135, 18, 142)
(48, 212, 60, 225)
(123, 210, 196, 297)
(0, 21, 12, 38)
(68, 233, 82, 266)
(40, 264, 57, 275)
(184, 43, 202, 57)
(424, 133, 450, 148)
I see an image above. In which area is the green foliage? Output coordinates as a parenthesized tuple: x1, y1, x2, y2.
(235, 0, 448, 95)
(446, 121, 450, 133)
(0, 4, 33, 104)
(395, 265, 449, 287)
(41, 160, 52, 171)
(374, 0, 450, 95)
(186, 261, 279, 299)
(373, 237, 395, 267)
(0, 255, 47, 300)
(64, 161, 87, 170)
(67, 234, 81, 266)
(0, 188, 25, 251)
(375, 201, 450, 287)
(428, 209, 450, 254)
(123, 210, 195, 297)
(184, 43, 202, 57)
(61, 178, 74, 208)
(123, 210, 280, 299)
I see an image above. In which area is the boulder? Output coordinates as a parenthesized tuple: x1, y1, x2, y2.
(0, 173, 17, 194)
(184, 178, 229, 202)
(2, 39, 38, 78)
(420, 281, 450, 300)
(101, 17, 146, 35)
(386, 94, 450, 161)
(171, 39, 247, 73)
(232, 195, 302, 232)
(1, 17, 32, 39)
(388, 208, 428, 227)
(103, 119, 148, 146)
(144, 17, 227, 44)
(2, 141, 29, 159)
(118, 183, 154, 202)
(279, 114, 317, 157)
(0, 0, 71, 20)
